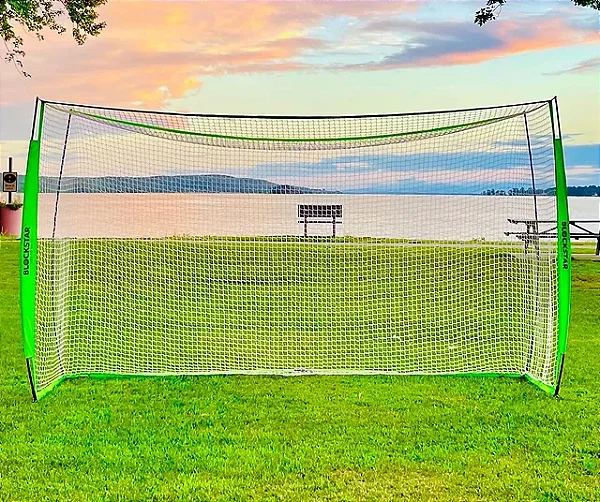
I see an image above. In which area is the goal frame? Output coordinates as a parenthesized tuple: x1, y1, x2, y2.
(20, 97, 571, 401)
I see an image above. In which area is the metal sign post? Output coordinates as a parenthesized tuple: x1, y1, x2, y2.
(3, 157, 17, 203)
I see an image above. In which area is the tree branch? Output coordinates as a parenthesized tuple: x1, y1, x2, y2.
(1, 0, 106, 75)
(475, 0, 600, 25)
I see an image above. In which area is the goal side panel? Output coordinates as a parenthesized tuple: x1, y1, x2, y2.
(550, 98, 571, 397)
(20, 100, 46, 401)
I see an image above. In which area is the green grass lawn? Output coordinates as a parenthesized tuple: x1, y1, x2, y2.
(34, 238, 552, 395)
(1, 237, 599, 501)
(572, 242, 599, 255)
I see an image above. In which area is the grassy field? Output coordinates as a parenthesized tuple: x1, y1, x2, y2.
(1, 237, 599, 501)
(34, 238, 549, 395)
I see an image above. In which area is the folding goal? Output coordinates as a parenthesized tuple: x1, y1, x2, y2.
(21, 98, 570, 400)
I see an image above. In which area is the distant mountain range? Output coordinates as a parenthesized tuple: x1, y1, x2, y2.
(12, 175, 599, 196)
(17, 174, 337, 194)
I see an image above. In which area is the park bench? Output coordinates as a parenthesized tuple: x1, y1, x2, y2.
(298, 204, 342, 237)
(505, 219, 600, 255)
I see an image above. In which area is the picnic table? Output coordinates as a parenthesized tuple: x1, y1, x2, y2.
(505, 219, 600, 255)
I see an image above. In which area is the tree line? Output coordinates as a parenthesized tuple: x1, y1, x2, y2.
(482, 186, 600, 196)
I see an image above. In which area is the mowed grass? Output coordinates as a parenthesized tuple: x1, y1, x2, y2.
(1, 237, 599, 502)
(35, 239, 545, 392)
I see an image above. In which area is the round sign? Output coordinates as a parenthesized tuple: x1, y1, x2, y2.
(3, 173, 17, 184)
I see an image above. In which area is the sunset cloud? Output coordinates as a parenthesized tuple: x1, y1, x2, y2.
(344, 16, 598, 70)
(1, 1, 596, 111)
(545, 57, 600, 76)
(0, 1, 414, 108)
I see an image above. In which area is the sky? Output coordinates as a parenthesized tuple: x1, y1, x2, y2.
(0, 0, 598, 190)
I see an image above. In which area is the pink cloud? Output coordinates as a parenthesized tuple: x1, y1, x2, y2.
(0, 1, 418, 108)
(0, 1, 595, 110)
(344, 15, 598, 70)
(442, 18, 598, 67)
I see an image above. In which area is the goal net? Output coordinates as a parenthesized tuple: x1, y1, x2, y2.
(21, 99, 570, 399)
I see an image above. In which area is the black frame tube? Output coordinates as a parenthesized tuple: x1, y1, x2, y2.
(52, 113, 71, 239)
(49, 113, 72, 378)
(30, 97, 40, 141)
(523, 113, 542, 375)
(26, 358, 37, 402)
(40, 98, 552, 120)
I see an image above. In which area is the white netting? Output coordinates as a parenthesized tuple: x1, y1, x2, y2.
(32, 101, 559, 395)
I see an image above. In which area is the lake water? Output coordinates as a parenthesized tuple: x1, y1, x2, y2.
(38, 194, 599, 242)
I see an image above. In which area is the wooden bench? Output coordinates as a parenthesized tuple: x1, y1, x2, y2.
(505, 219, 600, 255)
(298, 204, 342, 237)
